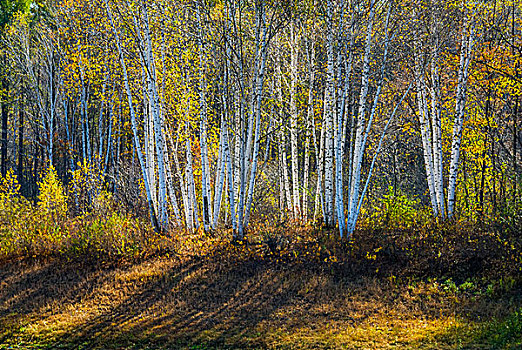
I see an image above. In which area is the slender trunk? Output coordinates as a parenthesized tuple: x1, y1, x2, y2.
(276, 63, 293, 215)
(245, 2, 263, 165)
(281, 124, 292, 215)
(289, 26, 301, 220)
(448, 26, 474, 217)
(347, 0, 377, 234)
(186, 129, 200, 231)
(171, 131, 191, 231)
(414, 39, 438, 216)
(1, 75, 7, 177)
(243, 10, 269, 228)
(430, 16, 445, 218)
(513, 96, 518, 204)
(196, 2, 212, 230)
(103, 101, 113, 177)
(213, 124, 226, 229)
(0, 52, 7, 177)
(278, 132, 286, 219)
(98, 79, 107, 165)
(323, 0, 336, 228)
(48, 59, 55, 168)
(140, 2, 169, 229)
(105, 0, 160, 232)
(63, 99, 75, 173)
(313, 115, 325, 221)
(18, 103, 23, 183)
(303, 40, 315, 222)
(224, 124, 237, 230)
(164, 143, 181, 226)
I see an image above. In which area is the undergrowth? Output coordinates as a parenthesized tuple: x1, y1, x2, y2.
(1, 166, 521, 282)
(0, 168, 170, 264)
(1, 168, 521, 349)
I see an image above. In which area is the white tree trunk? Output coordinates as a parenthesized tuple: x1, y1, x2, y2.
(448, 26, 474, 217)
(346, 0, 376, 234)
(323, 0, 336, 228)
(313, 114, 325, 221)
(430, 35, 445, 218)
(105, 0, 159, 231)
(302, 39, 315, 222)
(414, 42, 438, 216)
(243, 12, 269, 228)
(196, 2, 212, 230)
(289, 26, 301, 220)
(213, 123, 226, 229)
(141, 4, 168, 229)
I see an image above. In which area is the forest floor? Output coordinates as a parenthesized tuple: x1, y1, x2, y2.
(1, 225, 521, 349)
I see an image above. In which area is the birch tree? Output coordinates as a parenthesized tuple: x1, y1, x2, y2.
(412, 2, 477, 219)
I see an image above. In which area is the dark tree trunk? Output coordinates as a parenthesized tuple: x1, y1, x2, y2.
(514, 96, 518, 203)
(18, 103, 24, 194)
(1, 51, 8, 177)
(1, 87, 7, 177)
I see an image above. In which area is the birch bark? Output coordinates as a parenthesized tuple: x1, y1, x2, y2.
(141, 3, 168, 228)
(448, 25, 474, 217)
(414, 40, 438, 216)
(323, 0, 336, 228)
(196, 2, 212, 230)
(289, 25, 301, 220)
(244, 8, 269, 228)
(104, 0, 159, 232)
(430, 31, 445, 218)
(346, 0, 376, 234)
(302, 39, 315, 221)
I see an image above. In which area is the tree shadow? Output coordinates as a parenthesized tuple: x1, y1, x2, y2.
(0, 258, 107, 318)
(43, 255, 321, 349)
(1, 234, 521, 349)
(2, 248, 328, 348)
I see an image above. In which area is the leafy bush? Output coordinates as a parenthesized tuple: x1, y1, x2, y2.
(57, 212, 160, 260)
(0, 170, 32, 257)
(0, 166, 166, 263)
(0, 169, 20, 200)
(0, 169, 24, 224)
(70, 160, 104, 214)
(361, 186, 429, 230)
(498, 190, 522, 233)
(38, 166, 68, 221)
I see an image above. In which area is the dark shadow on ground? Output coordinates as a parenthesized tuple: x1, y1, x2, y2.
(1, 227, 521, 349)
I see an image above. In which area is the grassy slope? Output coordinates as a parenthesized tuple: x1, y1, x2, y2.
(0, 228, 521, 350)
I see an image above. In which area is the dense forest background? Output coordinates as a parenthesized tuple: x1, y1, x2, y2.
(0, 0, 520, 238)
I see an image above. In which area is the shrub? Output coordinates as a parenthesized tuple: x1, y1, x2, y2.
(0, 170, 32, 258)
(361, 186, 428, 230)
(58, 212, 158, 260)
(0, 165, 166, 262)
(92, 190, 116, 217)
(0, 170, 24, 224)
(38, 166, 68, 221)
(0, 169, 20, 201)
(70, 160, 104, 214)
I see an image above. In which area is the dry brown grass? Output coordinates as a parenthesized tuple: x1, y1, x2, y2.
(1, 225, 521, 349)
